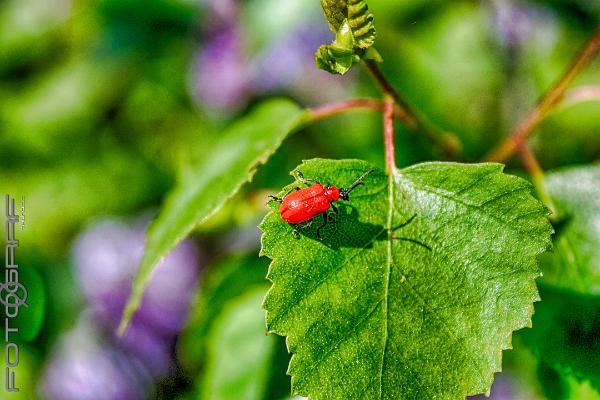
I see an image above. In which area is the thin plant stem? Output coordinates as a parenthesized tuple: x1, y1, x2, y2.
(363, 60, 418, 124)
(518, 142, 557, 219)
(307, 98, 412, 125)
(383, 94, 397, 173)
(485, 27, 600, 163)
(363, 60, 462, 159)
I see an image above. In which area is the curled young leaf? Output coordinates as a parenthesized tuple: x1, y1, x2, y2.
(346, 0, 376, 50)
(314, 44, 359, 75)
(316, 0, 377, 75)
(320, 0, 347, 32)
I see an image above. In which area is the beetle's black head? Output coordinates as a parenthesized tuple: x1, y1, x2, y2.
(339, 190, 350, 201)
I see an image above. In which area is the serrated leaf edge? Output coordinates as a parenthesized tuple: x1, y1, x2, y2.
(260, 160, 553, 399)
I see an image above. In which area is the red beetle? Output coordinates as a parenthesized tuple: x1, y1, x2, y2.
(269, 169, 374, 238)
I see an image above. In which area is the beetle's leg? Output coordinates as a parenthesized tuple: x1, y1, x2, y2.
(326, 204, 338, 222)
(391, 213, 417, 231)
(269, 187, 300, 203)
(282, 187, 301, 200)
(391, 236, 432, 251)
(295, 171, 320, 186)
(390, 214, 431, 251)
(300, 219, 313, 229)
(316, 212, 328, 240)
(292, 219, 313, 237)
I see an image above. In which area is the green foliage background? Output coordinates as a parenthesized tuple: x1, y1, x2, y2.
(0, 0, 599, 399)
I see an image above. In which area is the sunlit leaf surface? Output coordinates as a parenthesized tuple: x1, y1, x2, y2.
(261, 159, 552, 399)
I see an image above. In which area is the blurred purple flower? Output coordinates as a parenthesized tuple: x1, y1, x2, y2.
(72, 217, 202, 375)
(191, 25, 252, 112)
(491, 0, 557, 52)
(200, 0, 237, 24)
(468, 374, 514, 400)
(250, 24, 330, 91)
(191, 2, 355, 112)
(73, 219, 141, 302)
(42, 316, 150, 400)
(250, 23, 354, 103)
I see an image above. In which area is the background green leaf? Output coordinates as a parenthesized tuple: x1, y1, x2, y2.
(179, 254, 269, 373)
(3, 265, 46, 342)
(118, 99, 306, 334)
(261, 159, 552, 399)
(0, 345, 39, 400)
(520, 165, 600, 398)
(179, 254, 292, 399)
(523, 284, 600, 399)
(201, 287, 276, 400)
(540, 165, 600, 295)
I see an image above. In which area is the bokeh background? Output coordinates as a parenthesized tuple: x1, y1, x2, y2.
(1, 0, 599, 399)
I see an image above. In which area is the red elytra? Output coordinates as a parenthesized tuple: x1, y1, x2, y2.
(280, 184, 341, 224)
(270, 170, 374, 237)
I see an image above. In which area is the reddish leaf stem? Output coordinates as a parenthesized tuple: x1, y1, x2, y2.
(485, 28, 600, 163)
(384, 94, 397, 173)
(363, 60, 462, 159)
(519, 142, 544, 183)
(307, 98, 412, 125)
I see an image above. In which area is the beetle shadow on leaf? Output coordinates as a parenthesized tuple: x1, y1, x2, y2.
(296, 203, 384, 250)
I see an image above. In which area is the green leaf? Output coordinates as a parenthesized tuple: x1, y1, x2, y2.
(314, 43, 359, 76)
(540, 165, 600, 295)
(118, 99, 306, 334)
(346, 0, 376, 50)
(523, 284, 600, 397)
(320, 0, 347, 32)
(201, 287, 276, 400)
(179, 255, 292, 398)
(178, 254, 269, 373)
(260, 159, 552, 399)
(0, 345, 38, 400)
(5, 265, 46, 342)
(2, 148, 167, 257)
(316, 0, 377, 75)
(319, 0, 376, 49)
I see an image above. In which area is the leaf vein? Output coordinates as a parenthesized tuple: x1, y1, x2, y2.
(402, 180, 541, 237)
(395, 268, 490, 385)
(453, 169, 497, 195)
(379, 172, 395, 399)
(272, 227, 386, 327)
(295, 298, 384, 388)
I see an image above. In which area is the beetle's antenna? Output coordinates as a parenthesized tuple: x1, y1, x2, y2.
(345, 169, 374, 194)
(339, 170, 374, 200)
